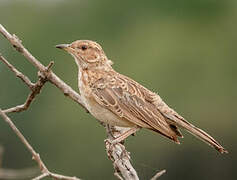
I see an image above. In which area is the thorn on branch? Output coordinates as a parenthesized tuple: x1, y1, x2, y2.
(37, 61, 54, 80)
(46, 61, 54, 71)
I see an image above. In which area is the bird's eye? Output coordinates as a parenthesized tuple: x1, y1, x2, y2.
(81, 45, 87, 51)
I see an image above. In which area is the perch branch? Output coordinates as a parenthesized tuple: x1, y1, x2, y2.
(0, 109, 80, 180)
(105, 125, 139, 180)
(0, 24, 165, 179)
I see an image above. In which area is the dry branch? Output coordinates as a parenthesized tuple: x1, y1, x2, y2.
(0, 54, 34, 89)
(0, 55, 52, 114)
(0, 109, 80, 180)
(0, 24, 165, 179)
(105, 125, 139, 180)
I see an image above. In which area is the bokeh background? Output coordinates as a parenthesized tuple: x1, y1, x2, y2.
(0, 0, 236, 179)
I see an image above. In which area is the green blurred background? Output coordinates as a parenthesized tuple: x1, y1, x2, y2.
(0, 0, 236, 179)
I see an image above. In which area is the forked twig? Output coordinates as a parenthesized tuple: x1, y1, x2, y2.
(0, 55, 53, 114)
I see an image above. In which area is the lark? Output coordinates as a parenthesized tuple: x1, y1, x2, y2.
(56, 40, 227, 153)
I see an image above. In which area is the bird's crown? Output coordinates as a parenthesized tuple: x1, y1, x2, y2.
(56, 40, 113, 69)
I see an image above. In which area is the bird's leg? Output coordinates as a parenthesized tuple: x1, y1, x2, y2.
(104, 126, 141, 157)
(111, 126, 141, 144)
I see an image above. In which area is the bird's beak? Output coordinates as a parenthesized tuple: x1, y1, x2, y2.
(55, 44, 70, 50)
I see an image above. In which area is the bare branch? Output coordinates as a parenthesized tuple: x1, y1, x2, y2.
(1, 57, 52, 114)
(2, 88, 41, 113)
(49, 173, 80, 180)
(0, 109, 48, 171)
(0, 109, 81, 180)
(114, 172, 124, 180)
(0, 24, 46, 71)
(105, 125, 139, 180)
(32, 173, 48, 180)
(32, 172, 80, 180)
(0, 54, 34, 89)
(2, 74, 47, 114)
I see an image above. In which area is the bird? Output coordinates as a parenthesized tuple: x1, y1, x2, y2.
(56, 40, 227, 154)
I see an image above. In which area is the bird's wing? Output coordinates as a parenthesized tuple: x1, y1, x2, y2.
(91, 74, 179, 142)
(138, 79, 227, 153)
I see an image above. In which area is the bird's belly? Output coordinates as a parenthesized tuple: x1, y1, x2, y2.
(82, 95, 134, 127)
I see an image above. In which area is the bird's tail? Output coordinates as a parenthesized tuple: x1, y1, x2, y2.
(176, 119, 228, 153)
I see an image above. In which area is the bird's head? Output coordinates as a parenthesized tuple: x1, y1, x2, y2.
(56, 40, 113, 69)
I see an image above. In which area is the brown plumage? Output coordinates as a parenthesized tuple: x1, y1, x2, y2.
(56, 40, 227, 153)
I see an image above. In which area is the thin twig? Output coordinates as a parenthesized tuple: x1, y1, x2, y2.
(0, 109, 48, 172)
(32, 173, 48, 180)
(114, 172, 124, 180)
(2, 74, 47, 113)
(32, 172, 80, 180)
(1, 56, 52, 114)
(150, 170, 166, 180)
(49, 173, 79, 180)
(0, 54, 34, 89)
(0, 25, 46, 71)
(0, 109, 81, 180)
